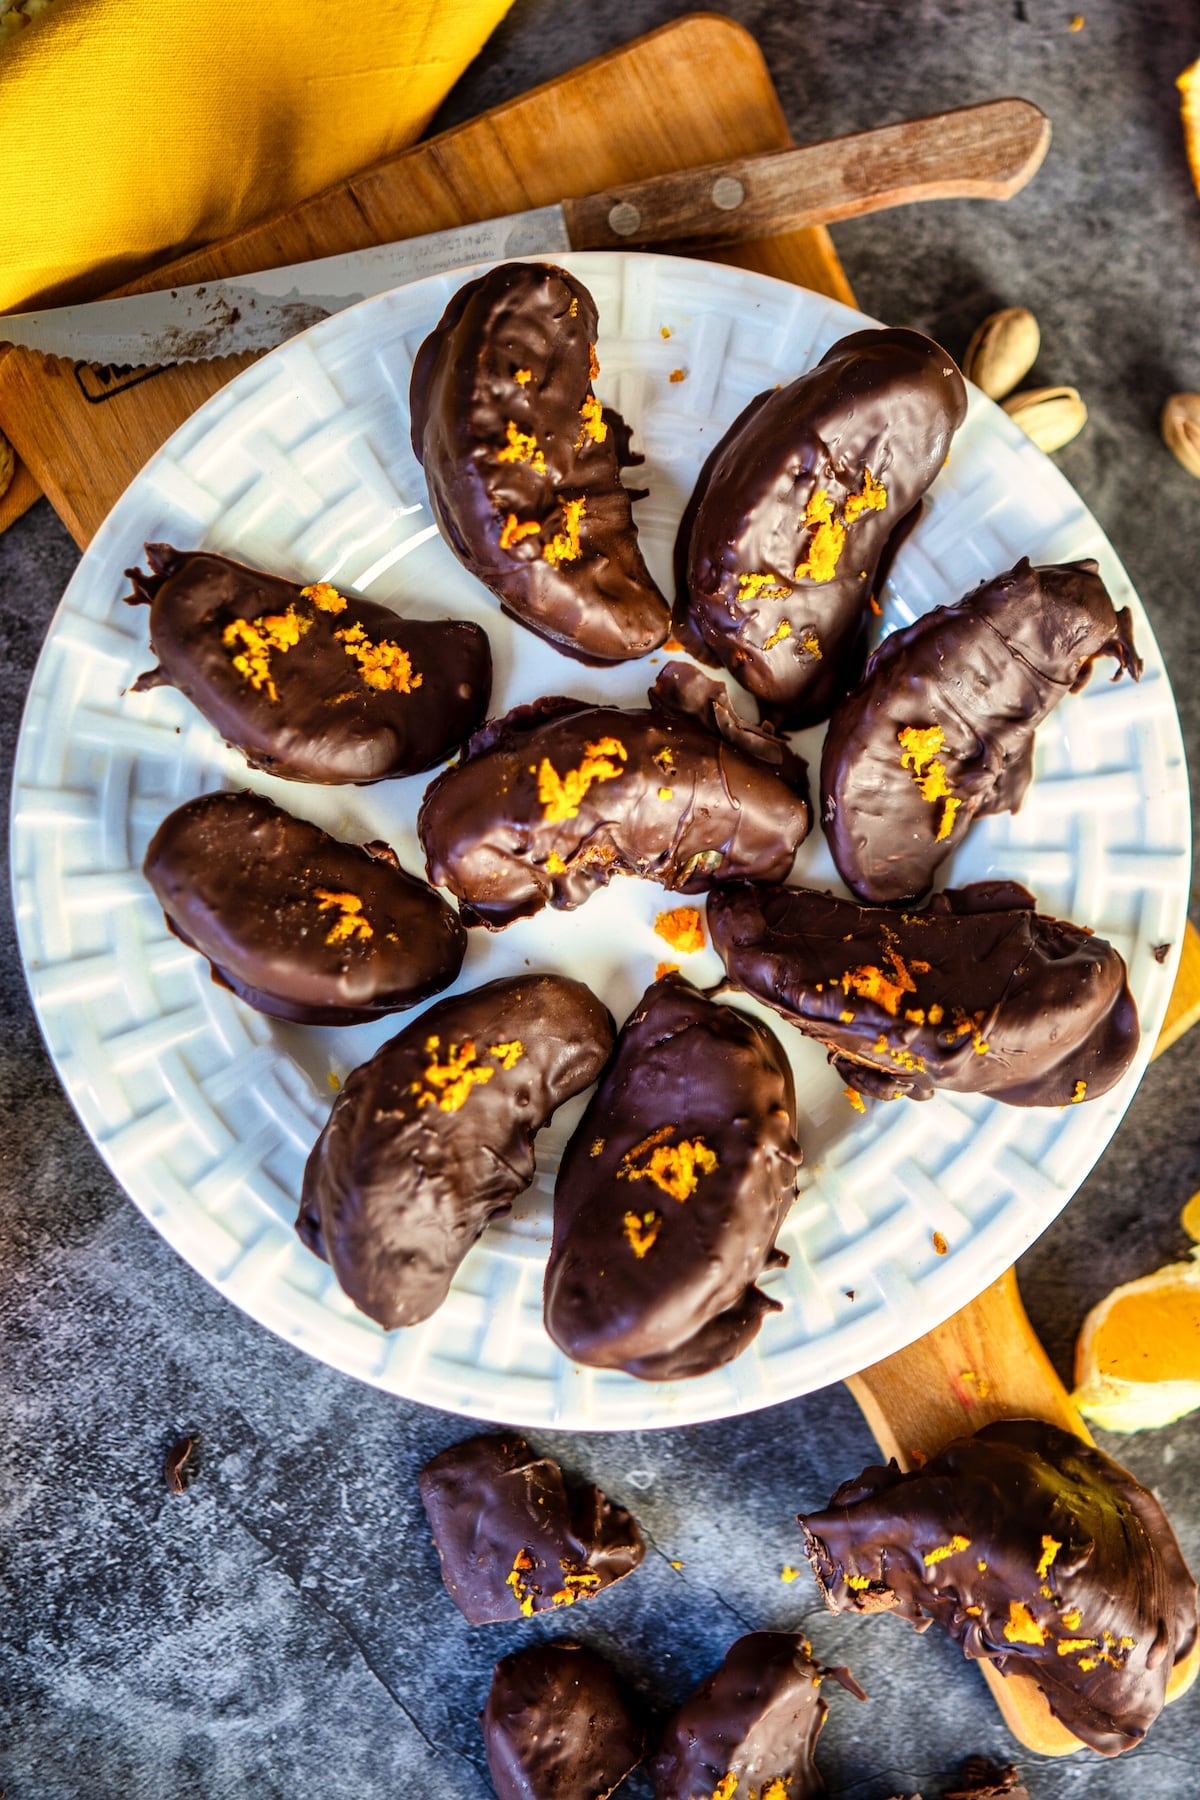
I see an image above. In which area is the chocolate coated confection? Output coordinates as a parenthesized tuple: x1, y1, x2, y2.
(143, 790, 465, 1025)
(674, 328, 967, 728)
(708, 880, 1139, 1106)
(651, 1632, 863, 1800)
(820, 558, 1142, 904)
(419, 1433, 645, 1626)
(125, 545, 491, 783)
(419, 662, 809, 930)
(799, 1419, 1199, 1757)
(299, 976, 614, 1328)
(410, 261, 669, 663)
(483, 1643, 644, 1800)
(544, 975, 801, 1381)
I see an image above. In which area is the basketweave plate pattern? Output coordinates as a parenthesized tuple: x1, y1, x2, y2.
(11, 252, 1190, 1430)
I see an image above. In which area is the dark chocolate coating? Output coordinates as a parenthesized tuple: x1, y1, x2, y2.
(143, 790, 465, 1025)
(544, 975, 801, 1381)
(124, 545, 491, 783)
(708, 880, 1139, 1107)
(483, 1643, 644, 1800)
(410, 261, 669, 663)
(418, 663, 809, 930)
(419, 1433, 645, 1626)
(299, 975, 614, 1328)
(820, 558, 1143, 904)
(799, 1419, 1198, 1757)
(675, 328, 967, 728)
(652, 1632, 862, 1800)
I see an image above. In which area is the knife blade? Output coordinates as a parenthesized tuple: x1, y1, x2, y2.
(0, 98, 1048, 368)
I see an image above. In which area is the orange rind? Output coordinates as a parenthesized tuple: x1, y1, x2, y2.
(1179, 56, 1200, 199)
(1073, 1249, 1200, 1432)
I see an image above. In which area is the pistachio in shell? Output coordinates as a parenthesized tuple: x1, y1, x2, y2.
(964, 307, 1041, 399)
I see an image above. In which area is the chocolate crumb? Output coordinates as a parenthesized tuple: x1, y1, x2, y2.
(163, 1435, 198, 1494)
(944, 1757, 1029, 1799)
(1152, 942, 1172, 963)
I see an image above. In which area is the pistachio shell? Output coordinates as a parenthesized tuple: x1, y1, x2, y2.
(1002, 385, 1087, 453)
(0, 431, 13, 504)
(1161, 393, 1200, 480)
(964, 306, 1041, 400)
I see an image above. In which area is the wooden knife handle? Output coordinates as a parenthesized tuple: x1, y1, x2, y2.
(563, 98, 1050, 252)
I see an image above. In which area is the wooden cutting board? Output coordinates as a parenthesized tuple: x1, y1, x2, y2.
(0, 12, 1194, 1755)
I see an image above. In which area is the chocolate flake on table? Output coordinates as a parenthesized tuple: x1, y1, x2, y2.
(418, 1433, 644, 1626)
(651, 1631, 864, 1800)
(483, 1642, 644, 1800)
(163, 1435, 198, 1495)
(410, 261, 670, 664)
(708, 880, 1139, 1107)
(124, 546, 491, 783)
(418, 662, 809, 930)
(943, 1759, 1029, 1800)
(299, 975, 614, 1329)
(544, 974, 801, 1381)
(143, 790, 466, 1025)
(1152, 942, 1172, 963)
(799, 1419, 1198, 1757)
(820, 557, 1141, 905)
(674, 327, 967, 729)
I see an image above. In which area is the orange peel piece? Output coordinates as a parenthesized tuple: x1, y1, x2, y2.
(1073, 1249, 1200, 1431)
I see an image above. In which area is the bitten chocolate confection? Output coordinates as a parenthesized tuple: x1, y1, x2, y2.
(820, 558, 1142, 904)
(708, 880, 1139, 1107)
(544, 975, 801, 1381)
(419, 662, 809, 930)
(651, 1632, 864, 1800)
(799, 1419, 1199, 1757)
(143, 790, 465, 1025)
(299, 975, 614, 1328)
(410, 261, 670, 663)
(483, 1643, 644, 1800)
(125, 546, 491, 783)
(418, 1433, 645, 1626)
(674, 327, 967, 728)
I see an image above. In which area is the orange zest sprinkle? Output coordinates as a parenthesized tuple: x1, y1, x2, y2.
(763, 619, 792, 651)
(222, 605, 312, 702)
(655, 906, 705, 955)
(655, 961, 680, 981)
(1003, 1601, 1045, 1645)
(1058, 1638, 1098, 1656)
(622, 1209, 662, 1258)
(537, 735, 627, 823)
(932, 1231, 949, 1256)
(496, 419, 546, 472)
(489, 1040, 524, 1071)
(924, 1534, 971, 1567)
(845, 1573, 872, 1591)
(550, 1565, 602, 1606)
(793, 488, 845, 582)
(844, 1086, 866, 1113)
(588, 343, 600, 379)
(513, 367, 532, 385)
(410, 1036, 520, 1112)
(898, 724, 959, 841)
(505, 1548, 537, 1617)
(842, 466, 888, 524)
(736, 571, 793, 604)
(314, 888, 372, 945)
(590, 1139, 605, 1157)
(780, 1565, 801, 1584)
(838, 948, 918, 1016)
(334, 621, 421, 693)
(620, 1126, 718, 1202)
(711, 1778, 738, 1800)
(543, 496, 586, 567)
(1071, 1080, 1088, 1103)
(576, 393, 608, 447)
(499, 513, 542, 552)
(299, 581, 348, 614)
(669, 367, 687, 383)
(545, 851, 568, 875)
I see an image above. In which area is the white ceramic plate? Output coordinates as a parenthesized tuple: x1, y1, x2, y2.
(12, 252, 1190, 1429)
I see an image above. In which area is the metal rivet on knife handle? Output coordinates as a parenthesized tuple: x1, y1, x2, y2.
(608, 201, 642, 237)
(711, 176, 745, 211)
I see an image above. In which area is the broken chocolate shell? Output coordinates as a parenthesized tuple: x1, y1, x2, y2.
(544, 974, 801, 1381)
(483, 1643, 644, 1800)
(652, 1632, 864, 1800)
(143, 790, 465, 1025)
(410, 261, 669, 663)
(418, 663, 809, 930)
(124, 546, 491, 783)
(820, 557, 1142, 904)
(674, 327, 967, 728)
(299, 974, 614, 1328)
(799, 1419, 1198, 1757)
(707, 880, 1139, 1107)
(419, 1432, 645, 1626)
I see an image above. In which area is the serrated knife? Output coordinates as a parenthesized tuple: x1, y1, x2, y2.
(0, 99, 1048, 368)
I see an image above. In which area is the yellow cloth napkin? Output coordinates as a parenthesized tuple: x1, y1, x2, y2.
(0, 0, 516, 312)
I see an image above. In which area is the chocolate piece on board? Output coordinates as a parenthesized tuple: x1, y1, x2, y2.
(125, 546, 491, 782)
(419, 1433, 644, 1626)
(799, 1419, 1198, 1757)
(483, 1642, 644, 1800)
(544, 975, 801, 1381)
(708, 880, 1139, 1107)
(299, 975, 614, 1327)
(144, 789, 465, 1024)
(674, 327, 966, 727)
(410, 261, 669, 663)
(820, 558, 1141, 904)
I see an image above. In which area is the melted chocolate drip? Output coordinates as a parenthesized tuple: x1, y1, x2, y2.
(483, 1643, 645, 1800)
(418, 1433, 645, 1626)
(674, 328, 967, 728)
(799, 1419, 1198, 1757)
(544, 974, 801, 1380)
(707, 880, 1139, 1106)
(820, 558, 1142, 904)
(143, 790, 465, 1024)
(418, 663, 810, 931)
(124, 546, 491, 783)
(651, 1632, 864, 1800)
(299, 975, 614, 1327)
(410, 261, 669, 664)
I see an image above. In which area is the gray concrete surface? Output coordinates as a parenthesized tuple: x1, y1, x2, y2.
(3, 2, 1199, 1794)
